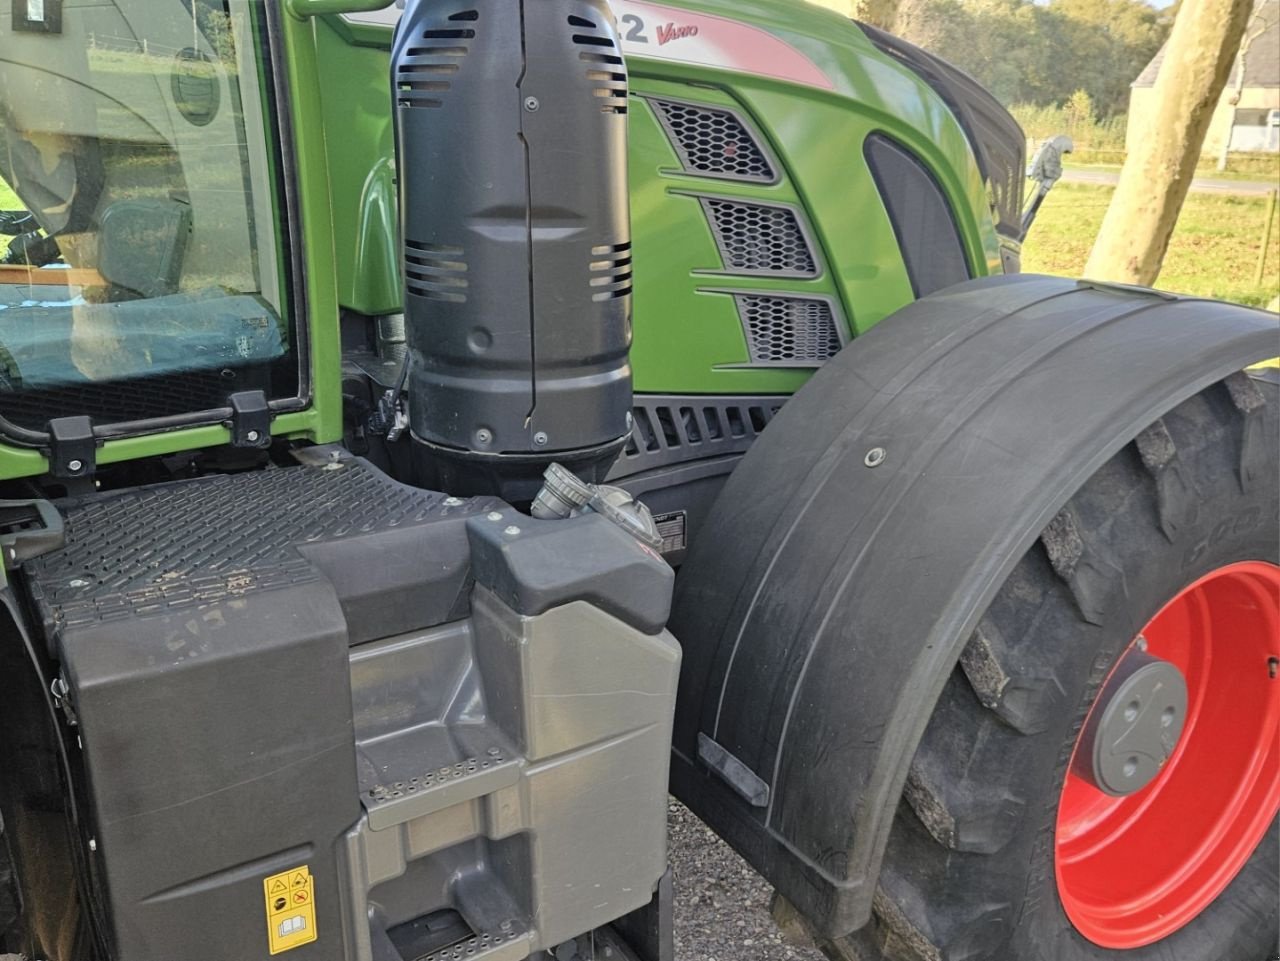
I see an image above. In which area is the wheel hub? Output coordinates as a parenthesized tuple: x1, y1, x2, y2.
(1073, 648, 1188, 797)
(1055, 561, 1280, 949)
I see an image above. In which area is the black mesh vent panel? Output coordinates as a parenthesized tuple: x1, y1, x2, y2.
(736, 295, 841, 364)
(650, 99, 775, 181)
(864, 134, 971, 298)
(703, 199, 817, 276)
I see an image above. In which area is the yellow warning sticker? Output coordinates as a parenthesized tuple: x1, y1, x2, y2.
(263, 864, 317, 954)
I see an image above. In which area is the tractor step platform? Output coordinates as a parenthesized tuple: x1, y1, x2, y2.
(18, 456, 679, 961)
(17, 457, 503, 961)
(26, 455, 502, 650)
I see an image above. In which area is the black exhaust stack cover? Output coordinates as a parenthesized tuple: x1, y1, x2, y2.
(393, 0, 633, 500)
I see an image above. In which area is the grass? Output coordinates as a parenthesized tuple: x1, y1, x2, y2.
(1023, 182, 1280, 308)
(0, 179, 19, 212)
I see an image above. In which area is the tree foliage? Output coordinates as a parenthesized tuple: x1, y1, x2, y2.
(889, 0, 1172, 116)
(807, 0, 901, 30)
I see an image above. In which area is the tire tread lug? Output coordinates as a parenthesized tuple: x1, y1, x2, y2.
(1134, 418, 1200, 540)
(1224, 370, 1269, 492)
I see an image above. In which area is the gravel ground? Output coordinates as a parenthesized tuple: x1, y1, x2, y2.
(668, 800, 825, 961)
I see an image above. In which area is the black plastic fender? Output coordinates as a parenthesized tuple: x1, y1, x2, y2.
(667, 275, 1280, 938)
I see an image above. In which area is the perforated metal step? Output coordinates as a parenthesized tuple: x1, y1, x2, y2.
(407, 928, 530, 961)
(359, 722, 522, 831)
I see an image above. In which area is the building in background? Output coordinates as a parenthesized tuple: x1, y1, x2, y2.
(1127, 0, 1279, 157)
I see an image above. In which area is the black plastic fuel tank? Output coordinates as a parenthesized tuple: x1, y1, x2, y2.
(392, 0, 633, 499)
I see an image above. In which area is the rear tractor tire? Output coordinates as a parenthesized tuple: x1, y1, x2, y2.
(803, 372, 1280, 961)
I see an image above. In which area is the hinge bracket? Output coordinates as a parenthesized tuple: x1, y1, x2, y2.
(47, 416, 97, 480)
(226, 390, 272, 449)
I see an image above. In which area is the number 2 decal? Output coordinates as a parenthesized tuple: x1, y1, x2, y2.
(621, 14, 649, 43)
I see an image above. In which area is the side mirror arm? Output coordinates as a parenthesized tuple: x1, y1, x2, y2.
(1020, 134, 1074, 238)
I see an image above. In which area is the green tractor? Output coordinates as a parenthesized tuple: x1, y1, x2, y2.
(0, 2, 1276, 960)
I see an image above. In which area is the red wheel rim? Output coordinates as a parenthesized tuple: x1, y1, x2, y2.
(1055, 561, 1280, 949)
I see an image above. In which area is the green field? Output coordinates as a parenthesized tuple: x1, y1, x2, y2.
(1024, 182, 1280, 308)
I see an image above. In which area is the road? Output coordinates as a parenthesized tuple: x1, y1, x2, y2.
(1061, 168, 1278, 196)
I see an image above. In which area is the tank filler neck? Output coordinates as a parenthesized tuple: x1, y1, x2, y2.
(531, 462, 662, 550)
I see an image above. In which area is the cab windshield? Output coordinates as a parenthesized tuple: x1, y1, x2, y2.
(0, 0, 296, 434)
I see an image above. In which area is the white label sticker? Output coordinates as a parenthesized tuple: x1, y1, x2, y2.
(653, 510, 688, 554)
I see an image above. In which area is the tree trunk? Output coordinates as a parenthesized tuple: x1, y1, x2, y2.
(807, 0, 901, 32)
(1083, 0, 1253, 286)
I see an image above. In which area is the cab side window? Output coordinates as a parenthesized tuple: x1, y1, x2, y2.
(0, 0, 296, 429)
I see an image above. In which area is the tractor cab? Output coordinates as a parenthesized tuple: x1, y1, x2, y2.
(0, 1, 296, 435)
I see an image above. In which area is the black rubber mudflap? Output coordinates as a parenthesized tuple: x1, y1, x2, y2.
(23, 459, 500, 961)
(667, 275, 1279, 938)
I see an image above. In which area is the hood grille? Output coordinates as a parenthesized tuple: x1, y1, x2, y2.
(650, 98, 775, 182)
(736, 294, 841, 364)
(703, 198, 818, 277)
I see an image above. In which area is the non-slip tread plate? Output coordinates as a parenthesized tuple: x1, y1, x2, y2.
(28, 460, 490, 633)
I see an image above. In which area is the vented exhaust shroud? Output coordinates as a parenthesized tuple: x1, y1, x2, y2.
(392, 0, 633, 501)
